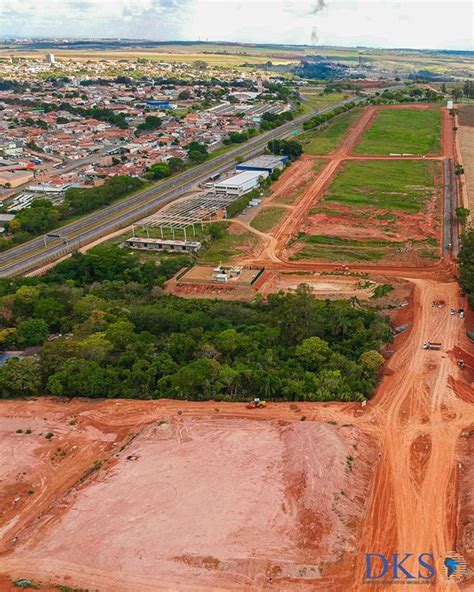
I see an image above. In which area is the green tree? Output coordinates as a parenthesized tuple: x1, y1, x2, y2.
(167, 157, 185, 173)
(0, 357, 42, 397)
(16, 319, 49, 347)
(0, 327, 16, 349)
(137, 115, 162, 132)
(78, 333, 113, 362)
(456, 207, 470, 225)
(359, 350, 385, 375)
(13, 285, 40, 317)
(159, 359, 220, 399)
(146, 162, 171, 180)
(295, 336, 331, 370)
(458, 225, 474, 307)
(105, 319, 136, 351)
(33, 298, 65, 331)
(47, 359, 117, 398)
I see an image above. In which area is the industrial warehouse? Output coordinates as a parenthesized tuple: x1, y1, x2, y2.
(235, 154, 288, 174)
(214, 170, 268, 196)
(124, 153, 289, 252)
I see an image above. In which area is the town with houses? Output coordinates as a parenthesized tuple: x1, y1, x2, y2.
(0, 53, 293, 213)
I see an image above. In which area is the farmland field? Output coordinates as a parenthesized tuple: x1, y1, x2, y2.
(298, 109, 362, 155)
(353, 109, 442, 155)
(289, 159, 441, 265)
(323, 160, 438, 213)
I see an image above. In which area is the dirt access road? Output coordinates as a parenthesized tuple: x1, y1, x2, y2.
(231, 104, 474, 589)
(353, 279, 473, 591)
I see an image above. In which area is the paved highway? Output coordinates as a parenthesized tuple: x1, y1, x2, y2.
(0, 96, 363, 277)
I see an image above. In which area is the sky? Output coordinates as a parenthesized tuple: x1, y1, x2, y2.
(0, 0, 472, 51)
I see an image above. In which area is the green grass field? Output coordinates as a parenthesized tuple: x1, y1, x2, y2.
(323, 160, 438, 213)
(300, 91, 349, 111)
(249, 206, 286, 232)
(291, 234, 390, 262)
(291, 234, 438, 263)
(197, 223, 258, 264)
(298, 109, 362, 155)
(354, 109, 442, 155)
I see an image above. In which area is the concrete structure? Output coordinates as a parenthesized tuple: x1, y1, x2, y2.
(0, 214, 15, 232)
(124, 236, 201, 253)
(27, 183, 80, 194)
(447, 100, 454, 110)
(0, 143, 24, 158)
(178, 265, 262, 287)
(46, 53, 55, 65)
(214, 170, 268, 196)
(0, 170, 34, 188)
(236, 155, 288, 174)
(212, 265, 243, 282)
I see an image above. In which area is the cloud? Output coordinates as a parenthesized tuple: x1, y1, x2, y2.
(0, 0, 472, 50)
(0, 0, 192, 39)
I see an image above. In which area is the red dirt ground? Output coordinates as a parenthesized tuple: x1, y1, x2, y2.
(0, 405, 376, 591)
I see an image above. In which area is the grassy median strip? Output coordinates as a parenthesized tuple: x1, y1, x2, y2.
(353, 108, 442, 155)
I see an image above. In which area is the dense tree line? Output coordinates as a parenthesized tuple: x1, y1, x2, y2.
(303, 101, 358, 131)
(260, 110, 295, 131)
(267, 139, 303, 160)
(55, 103, 129, 129)
(296, 60, 350, 81)
(0, 246, 390, 401)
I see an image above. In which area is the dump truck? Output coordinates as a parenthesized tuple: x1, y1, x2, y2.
(423, 342, 442, 350)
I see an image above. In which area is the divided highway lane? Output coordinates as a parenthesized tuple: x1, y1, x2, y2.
(0, 96, 363, 277)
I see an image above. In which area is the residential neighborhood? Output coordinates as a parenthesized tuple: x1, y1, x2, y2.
(0, 55, 294, 205)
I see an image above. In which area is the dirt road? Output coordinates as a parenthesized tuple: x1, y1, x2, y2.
(353, 279, 473, 591)
(236, 104, 474, 589)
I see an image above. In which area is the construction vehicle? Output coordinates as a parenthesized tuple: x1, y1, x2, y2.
(457, 359, 465, 369)
(423, 342, 442, 350)
(459, 308, 465, 319)
(246, 398, 267, 409)
(450, 308, 456, 316)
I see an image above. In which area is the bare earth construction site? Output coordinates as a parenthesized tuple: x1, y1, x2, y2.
(0, 103, 473, 591)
